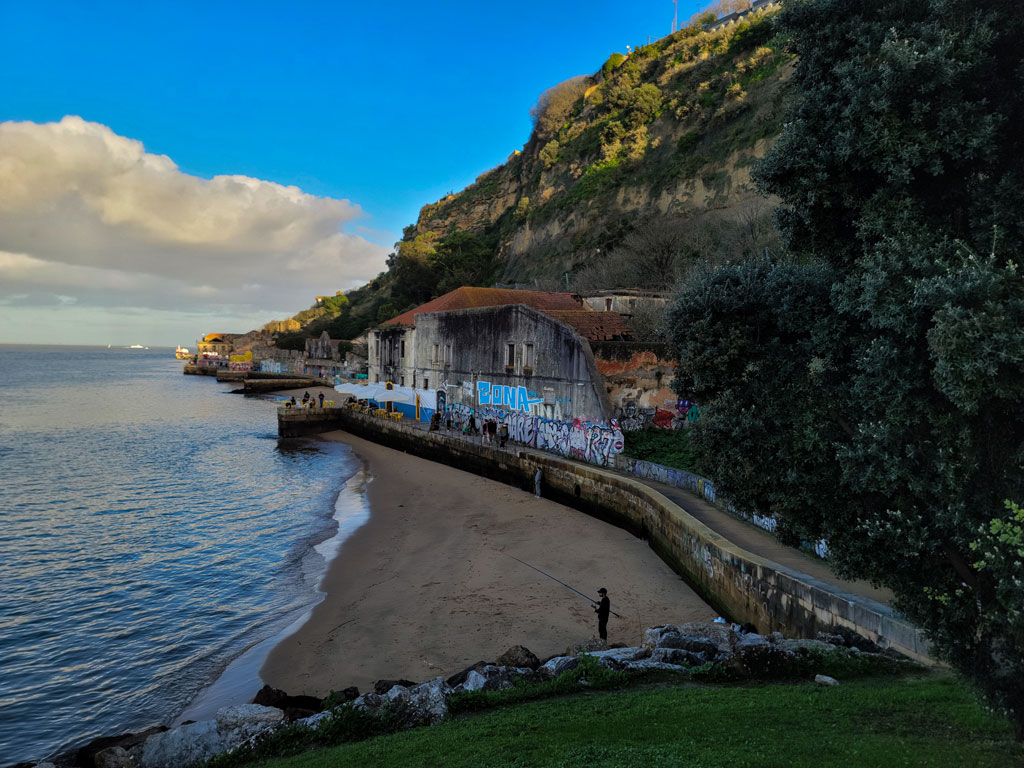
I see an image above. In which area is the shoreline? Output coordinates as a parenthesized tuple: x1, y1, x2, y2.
(259, 429, 717, 696)
(176, 458, 371, 723)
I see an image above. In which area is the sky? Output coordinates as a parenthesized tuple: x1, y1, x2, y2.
(0, 0, 702, 346)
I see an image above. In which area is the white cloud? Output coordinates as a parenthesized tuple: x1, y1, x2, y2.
(0, 116, 390, 343)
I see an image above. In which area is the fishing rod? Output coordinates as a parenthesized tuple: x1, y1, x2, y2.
(503, 552, 623, 618)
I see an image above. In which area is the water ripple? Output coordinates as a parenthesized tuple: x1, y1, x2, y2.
(0, 346, 356, 764)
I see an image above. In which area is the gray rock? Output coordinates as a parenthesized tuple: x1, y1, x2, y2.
(650, 647, 707, 667)
(460, 669, 489, 692)
(655, 633, 719, 659)
(769, 632, 785, 644)
(539, 656, 579, 677)
(815, 674, 839, 686)
(142, 720, 220, 768)
(677, 622, 739, 654)
(816, 632, 846, 647)
(35, 763, 57, 768)
(586, 647, 650, 663)
(297, 711, 332, 730)
(724, 644, 796, 678)
(641, 625, 680, 648)
(777, 638, 836, 654)
(624, 659, 691, 674)
(565, 638, 606, 656)
(407, 677, 450, 725)
(352, 692, 383, 711)
(496, 645, 540, 669)
(384, 685, 411, 706)
(94, 746, 135, 768)
(734, 633, 770, 649)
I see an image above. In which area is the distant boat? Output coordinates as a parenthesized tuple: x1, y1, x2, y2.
(127, 344, 148, 349)
(175, 346, 191, 359)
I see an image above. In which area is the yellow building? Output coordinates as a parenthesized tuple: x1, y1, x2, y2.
(196, 333, 238, 356)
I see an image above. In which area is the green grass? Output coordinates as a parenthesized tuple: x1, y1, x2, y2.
(250, 675, 1019, 768)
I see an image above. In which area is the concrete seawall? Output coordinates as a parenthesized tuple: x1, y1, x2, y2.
(279, 407, 931, 663)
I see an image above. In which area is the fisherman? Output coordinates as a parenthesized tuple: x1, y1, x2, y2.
(318, 392, 325, 407)
(594, 587, 610, 642)
(302, 390, 311, 405)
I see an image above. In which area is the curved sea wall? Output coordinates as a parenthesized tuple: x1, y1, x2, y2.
(280, 408, 931, 664)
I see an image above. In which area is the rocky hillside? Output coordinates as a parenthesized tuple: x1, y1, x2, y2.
(403, 7, 792, 289)
(260, 8, 794, 341)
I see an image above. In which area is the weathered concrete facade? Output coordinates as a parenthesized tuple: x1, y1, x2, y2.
(278, 407, 931, 664)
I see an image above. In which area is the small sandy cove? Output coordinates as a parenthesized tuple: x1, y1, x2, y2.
(260, 431, 716, 696)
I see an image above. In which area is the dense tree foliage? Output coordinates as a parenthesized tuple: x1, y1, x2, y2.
(669, 0, 1024, 735)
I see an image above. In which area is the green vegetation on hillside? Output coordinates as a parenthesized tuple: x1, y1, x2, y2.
(249, 675, 1018, 768)
(669, 0, 1024, 736)
(621, 428, 702, 473)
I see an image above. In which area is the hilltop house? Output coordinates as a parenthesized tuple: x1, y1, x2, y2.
(196, 332, 240, 357)
(368, 287, 631, 422)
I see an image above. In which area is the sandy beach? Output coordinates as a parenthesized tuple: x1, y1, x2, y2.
(260, 430, 717, 697)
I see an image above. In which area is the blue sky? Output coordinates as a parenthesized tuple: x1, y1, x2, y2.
(0, 0, 702, 345)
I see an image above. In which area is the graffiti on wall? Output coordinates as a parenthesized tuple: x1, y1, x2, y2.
(618, 398, 700, 431)
(476, 381, 544, 413)
(444, 403, 625, 467)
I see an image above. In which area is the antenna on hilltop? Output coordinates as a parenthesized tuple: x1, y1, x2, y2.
(672, 0, 678, 32)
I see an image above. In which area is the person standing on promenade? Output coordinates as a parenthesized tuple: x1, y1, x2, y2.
(318, 392, 324, 407)
(594, 587, 610, 642)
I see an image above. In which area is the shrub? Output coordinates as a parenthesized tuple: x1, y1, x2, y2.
(602, 52, 626, 74)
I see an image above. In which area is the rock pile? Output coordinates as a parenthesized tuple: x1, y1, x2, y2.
(26, 622, 899, 768)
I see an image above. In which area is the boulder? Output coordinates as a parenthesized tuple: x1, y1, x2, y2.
(641, 625, 680, 648)
(650, 648, 707, 667)
(677, 622, 739, 655)
(815, 674, 839, 686)
(141, 721, 220, 768)
(406, 677, 451, 725)
(539, 656, 579, 677)
(94, 746, 134, 768)
(384, 685, 411, 706)
(776, 638, 836, 654)
(724, 644, 796, 678)
(816, 631, 846, 647)
(455, 665, 534, 692)
(297, 711, 332, 730)
(565, 638, 606, 656)
(77, 727, 167, 767)
(446, 661, 490, 688)
(586, 647, 650, 664)
(624, 660, 691, 674)
(655, 633, 719, 660)
(373, 679, 417, 695)
(251, 684, 323, 718)
(352, 692, 383, 712)
(496, 645, 540, 670)
(734, 633, 771, 650)
(336, 686, 360, 701)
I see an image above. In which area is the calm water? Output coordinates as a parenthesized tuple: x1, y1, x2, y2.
(0, 345, 360, 765)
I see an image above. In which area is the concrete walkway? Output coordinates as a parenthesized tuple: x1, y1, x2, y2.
(375, 416, 894, 607)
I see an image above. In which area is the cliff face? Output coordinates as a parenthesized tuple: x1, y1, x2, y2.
(406, 7, 793, 285)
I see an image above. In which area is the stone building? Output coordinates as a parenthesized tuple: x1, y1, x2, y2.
(369, 287, 631, 422)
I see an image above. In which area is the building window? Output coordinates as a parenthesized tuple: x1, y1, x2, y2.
(506, 343, 515, 368)
(605, 298, 613, 311)
(375, 374, 380, 383)
(400, 339, 405, 358)
(628, 298, 637, 309)
(400, 376, 405, 386)
(375, 337, 380, 359)
(445, 344, 452, 364)
(525, 344, 534, 368)
(423, 377, 429, 390)
(433, 344, 440, 365)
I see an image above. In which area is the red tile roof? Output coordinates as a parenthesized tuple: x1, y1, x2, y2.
(382, 287, 585, 327)
(545, 311, 633, 341)
(380, 286, 632, 341)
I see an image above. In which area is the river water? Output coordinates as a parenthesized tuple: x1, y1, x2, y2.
(0, 345, 361, 765)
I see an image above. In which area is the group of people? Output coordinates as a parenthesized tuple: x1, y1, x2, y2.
(286, 390, 325, 408)
(439, 410, 510, 448)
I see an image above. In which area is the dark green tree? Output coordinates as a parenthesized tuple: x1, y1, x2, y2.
(669, 0, 1024, 736)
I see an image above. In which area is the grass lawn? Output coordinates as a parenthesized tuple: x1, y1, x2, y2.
(249, 675, 1020, 768)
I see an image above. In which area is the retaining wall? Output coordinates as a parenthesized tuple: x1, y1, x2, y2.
(279, 408, 932, 663)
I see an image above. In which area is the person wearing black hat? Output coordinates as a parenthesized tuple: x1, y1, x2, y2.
(594, 587, 610, 642)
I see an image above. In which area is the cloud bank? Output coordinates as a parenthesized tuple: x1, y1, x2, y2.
(0, 116, 389, 343)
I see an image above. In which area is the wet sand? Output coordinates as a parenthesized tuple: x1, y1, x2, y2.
(260, 431, 717, 696)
